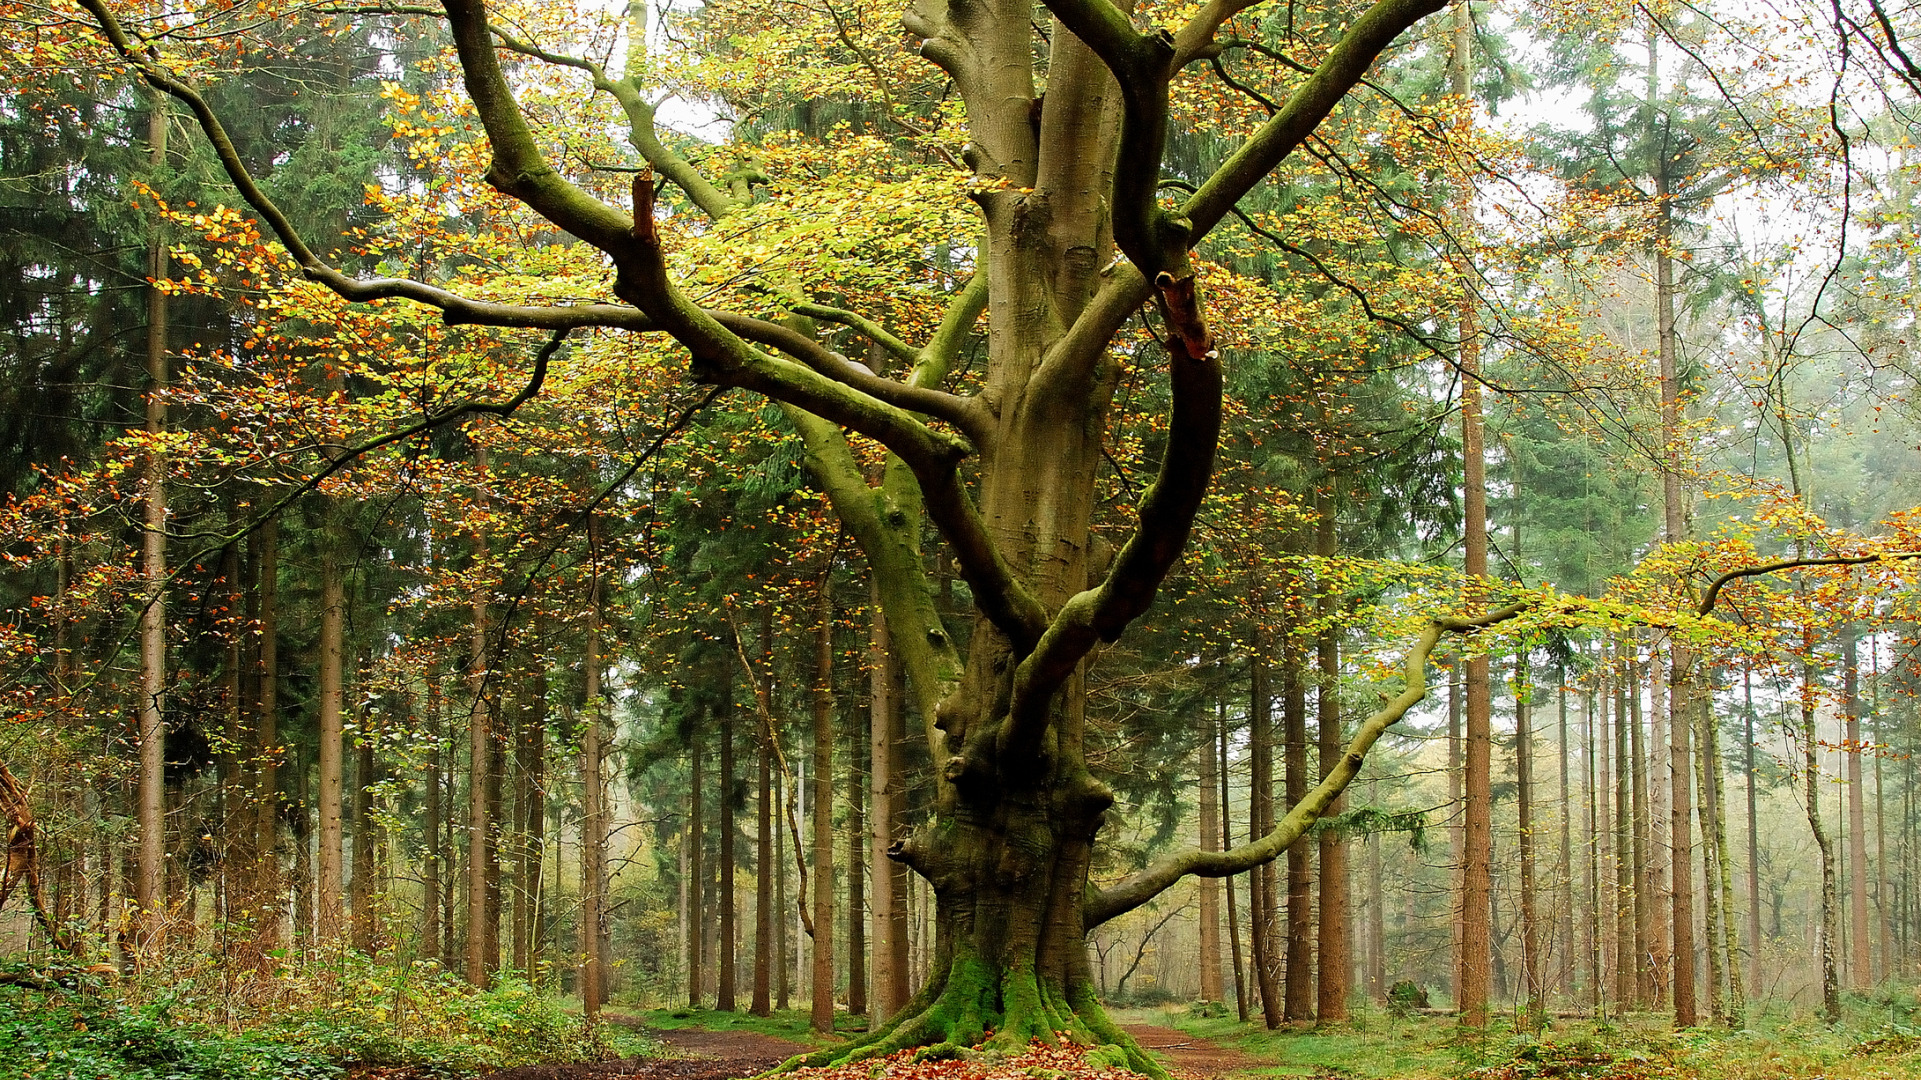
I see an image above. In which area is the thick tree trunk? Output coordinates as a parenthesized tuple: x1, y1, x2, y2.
(466, 483, 496, 986)
(871, 600, 911, 1020)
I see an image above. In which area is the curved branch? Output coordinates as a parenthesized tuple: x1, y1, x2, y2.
(1084, 603, 1525, 929)
(1695, 550, 1921, 615)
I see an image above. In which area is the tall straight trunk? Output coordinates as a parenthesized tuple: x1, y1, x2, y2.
(518, 662, 548, 978)
(1613, 657, 1633, 1008)
(292, 747, 313, 941)
(1670, 649, 1696, 1026)
(466, 453, 496, 985)
(1695, 686, 1723, 1023)
(1282, 626, 1313, 1021)
(719, 668, 738, 1012)
(846, 715, 866, 1018)
(317, 539, 346, 944)
(1743, 671, 1762, 995)
(1447, 662, 1463, 1003)
(1451, 0, 1492, 1027)
(1585, 676, 1601, 1009)
(1315, 491, 1347, 1022)
(1802, 668, 1841, 1022)
(1223, 699, 1249, 1021)
(811, 572, 837, 1034)
(1199, 688, 1223, 1004)
(424, 676, 443, 962)
(755, 649, 775, 1017)
(1650, 648, 1672, 1007)
(1872, 636, 1891, 982)
(136, 91, 169, 959)
(582, 577, 607, 1019)
(1843, 629, 1870, 987)
(1558, 664, 1574, 996)
(1702, 674, 1744, 1023)
(351, 728, 378, 952)
(1249, 629, 1282, 1028)
(778, 766, 791, 1011)
(1630, 656, 1653, 1005)
(220, 543, 247, 929)
(683, 719, 701, 1010)
(1516, 650, 1540, 1022)
(251, 520, 282, 960)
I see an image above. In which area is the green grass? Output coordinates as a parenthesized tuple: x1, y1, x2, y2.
(1114, 1000, 1921, 1080)
(617, 1005, 865, 1046)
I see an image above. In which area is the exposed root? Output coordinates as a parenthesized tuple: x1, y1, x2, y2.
(766, 963, 1165, 1080)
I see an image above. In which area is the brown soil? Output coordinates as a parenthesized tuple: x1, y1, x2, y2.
(1121, 1023, 1263, 1078)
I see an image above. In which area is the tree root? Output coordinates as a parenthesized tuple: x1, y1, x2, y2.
(767, 961, 1166, 1080)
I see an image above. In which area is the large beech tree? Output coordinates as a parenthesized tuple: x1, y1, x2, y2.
(72, 0, 1476, 1065)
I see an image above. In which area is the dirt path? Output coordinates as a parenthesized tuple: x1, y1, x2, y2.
(1122, 1024, 1263, 1078)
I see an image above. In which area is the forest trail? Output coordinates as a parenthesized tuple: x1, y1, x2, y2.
(1120, 1024, 1262, 1078)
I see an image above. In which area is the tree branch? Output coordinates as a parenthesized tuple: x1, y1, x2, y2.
(1083, 603, 1524, 928)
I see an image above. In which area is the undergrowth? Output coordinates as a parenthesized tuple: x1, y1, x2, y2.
(0, 951, 628, 1080)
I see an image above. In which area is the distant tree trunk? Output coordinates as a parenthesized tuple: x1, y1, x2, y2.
(1585, 675, 1601, 1010)
(1844, 629, 1870, 988)
(755, 625, 775, 1017)
(136, 90, 170, 961)
(317, 539, 346, 945)
(1315, 491, 1347, 1023)
(1199, 684, 1223, 1005)
(1670, 649, 1696, 1026)
(778, 764, 791, 1011)
(846, 714, 867, 1018)
(351, 724, 378, 952)
(1613, 660, 1633, 1008)
(811, 570, 837, 1034)
(582, 573, 607, 1020)
(683, 714, 701, 1011)
(1802, 663, 1841, 1022)
(1249, 628, 1282, 1028)
(292, 747, 313, 941)
(1222, 698, 1249, 1021)
(1366, 821, 1385, 999)
(1630, 655, 1653, 1007)
(424, 676, 443, 964)
(517, 658, 547, 979)
(466, 456, 496, 985)
(1558, 663, 1574, 997)
(1283, 623, 1314, 1021)
(1743, 671, 1762, 996)
(719, 665, 738, 1012)
(1447, 661, 1463, 1003)
(220, 543, 247, 934)
(251, 520, 282, 962)
(1516, 648, 1540, 1024)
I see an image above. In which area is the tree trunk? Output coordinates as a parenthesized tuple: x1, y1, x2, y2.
(466, 471, 496, 985)
(136, 89, 169, 961)
(1613, 657, 1633, 1008)
(1802, 668, 1841, 1022)
(1223, 698, 1249, 1021)
(1199, 686, 1223, 1005)
(871, 598, 911, 1020)
(812, 571, 837, 1034)
(318, 537, 346, 945)
(1743, 671, 1762, 997)
(683, 716, 701, 1010)
(719, 668, 738, 1012)
(1315, 491, 1346, 1023)
(755, 622, 776, 1017)
(251, 519, 282, 963)
(1516, 649, 1540, 1024)
(1249, 630, 1282, 1028)
(847, 714, 866, 1018)
(582, 575, 607, 1020)
(1631, 654, 1653, 1007)
(351, 723, 378, 952)
(424, 676, 443, 965)
(1283, 625, 1313, 1021)
(1844, 628, 1870, 988)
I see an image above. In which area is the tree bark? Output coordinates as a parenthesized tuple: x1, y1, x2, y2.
(812, 570, 838, 1034)
(424, 675, 444, 965)
(582, 571, 607, 1020)
(720, 666, 738, 1012)
(317, 536, 346, 944)
(466, 448, 496, 985)
(1844, 628, 1870, 988)
(251, 519, 282, 962)
(1249, 629, 1282, 1028)
(755, 614, 776, 1017)
(1315, 490, 1346, 1023)
(1199, 685, 1223, 1005)
(847, 713, 866, 1018)
(1283, 624, 1314, 1021)
(136, 89, 169, 961)
(1223, 698, 1249, 1020)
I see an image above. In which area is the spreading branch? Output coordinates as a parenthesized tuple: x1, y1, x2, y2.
(1083, 603, 1524, 928)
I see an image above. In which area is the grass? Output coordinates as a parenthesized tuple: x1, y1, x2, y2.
(617, 1004, 866, 1046)
(1115, 997, 1921, 1080)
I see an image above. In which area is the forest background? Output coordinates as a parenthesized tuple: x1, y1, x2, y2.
(3, 0, 1921, 1072)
